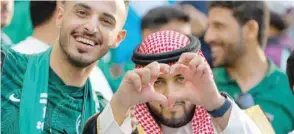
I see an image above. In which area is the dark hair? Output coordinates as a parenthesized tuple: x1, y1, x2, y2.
(270, 11, 286, 31)
(208, 1, 269, 48)
(141, 6, 190, 30)
(287, 50, 294, 93)
(30, 1, 57, 28)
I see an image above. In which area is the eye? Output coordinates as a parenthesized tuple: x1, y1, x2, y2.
(100, 18, 114, 27)
(102, 19, 112, 25)
(154, 80, 163, 86)
(177, 76, 185, 83)
(214, 23, 225, 30)
(76, 9, 88, 17)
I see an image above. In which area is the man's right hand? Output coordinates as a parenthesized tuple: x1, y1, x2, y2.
(110, 62, 169, 125)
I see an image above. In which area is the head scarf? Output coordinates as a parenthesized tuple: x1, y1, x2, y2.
(132, 30, 214, 134)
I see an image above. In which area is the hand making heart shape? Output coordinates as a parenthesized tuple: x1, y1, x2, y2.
(168, 52, 225, 111)
(112, 52, 225, 113)
(113, 61, 170, 110)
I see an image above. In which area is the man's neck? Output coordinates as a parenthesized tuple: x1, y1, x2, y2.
(50, 43, 95, 87)
(226, 47, 268, 93)
(33, 22, 58, 46)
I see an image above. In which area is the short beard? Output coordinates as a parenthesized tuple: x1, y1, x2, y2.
(59, 37, 96, 68)
(146, 103, 195, 128)
(222, 27, 245, 68)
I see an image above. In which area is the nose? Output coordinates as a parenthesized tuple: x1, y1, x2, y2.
(165, 82, 178, 97)
(204, 27, 216, 46)
(84, 15, 99, 34)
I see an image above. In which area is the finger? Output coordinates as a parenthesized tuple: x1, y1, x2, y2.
(189, 55, 203, 68)
(134, 68, 151, 86)
(170, 64, 188, 76)
(145, 61, 160, 83)
(178, 53, 198, 65)
(126, 71, 142, 92)
(168, 90, 190, 107)
(201, 62, 210, 74)
(159, 63, 170, 74)
(196, 63, 206, 78)
(148, 91, 168, 107)
(202, 63, 213, 78)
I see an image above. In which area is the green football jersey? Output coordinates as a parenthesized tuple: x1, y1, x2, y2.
(1, 47, 108, 134)
(213, 61, 294, 134)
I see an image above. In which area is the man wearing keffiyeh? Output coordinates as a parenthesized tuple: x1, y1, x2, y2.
(82, 30, 262, 134)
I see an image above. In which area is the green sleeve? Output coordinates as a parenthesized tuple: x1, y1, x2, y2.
(1, 45, 29, 134)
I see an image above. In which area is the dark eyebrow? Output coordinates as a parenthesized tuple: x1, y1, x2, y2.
(74, 3, 91, 10)
(212, 21, 226, 27)
(156, 77, 164, 80)
(175, 74, 183, 77)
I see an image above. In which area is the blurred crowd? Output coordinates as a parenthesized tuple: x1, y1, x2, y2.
(1, 0, 294, 134)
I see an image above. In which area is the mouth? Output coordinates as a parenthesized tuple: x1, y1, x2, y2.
(174, 101, 185, 105)
(169, 101, 185, 109)
(73, 35, 98, 47)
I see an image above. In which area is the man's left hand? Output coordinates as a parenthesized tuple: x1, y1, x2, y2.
(168, 52, 225, 111)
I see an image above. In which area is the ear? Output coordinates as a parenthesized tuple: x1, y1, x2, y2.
(111, 30, 127, 48)
(56, 6, 65, 29)
(243, 20, 259, 42)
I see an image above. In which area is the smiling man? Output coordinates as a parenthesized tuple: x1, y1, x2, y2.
(1, 1, 129, 134)
(205, 1, 294, 134)
(82, 30, 262, 134)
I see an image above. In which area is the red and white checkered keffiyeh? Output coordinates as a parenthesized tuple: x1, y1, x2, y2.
(134, 30, 214, 134)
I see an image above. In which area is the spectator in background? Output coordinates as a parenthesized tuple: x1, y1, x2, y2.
(12, 1, 59, 53)
(141, 5, 214, 68)
(265, 2, 294, 72)
(1, 0, 14, 45)
(141, 6, 191, 39)
(2, 1, 32, 44)
(205, 1, 294, 134)
(12, 1, 113, 101)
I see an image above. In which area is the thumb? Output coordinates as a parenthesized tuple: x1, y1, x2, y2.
(168, 90, 190, 107)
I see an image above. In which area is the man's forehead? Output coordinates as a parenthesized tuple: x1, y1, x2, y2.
(66, 1, 126, 17)
(208, 7, 235, 25)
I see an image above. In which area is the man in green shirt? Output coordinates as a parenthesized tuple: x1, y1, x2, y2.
(204, 1, 294, 134)
(1, 1, 129, 134)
